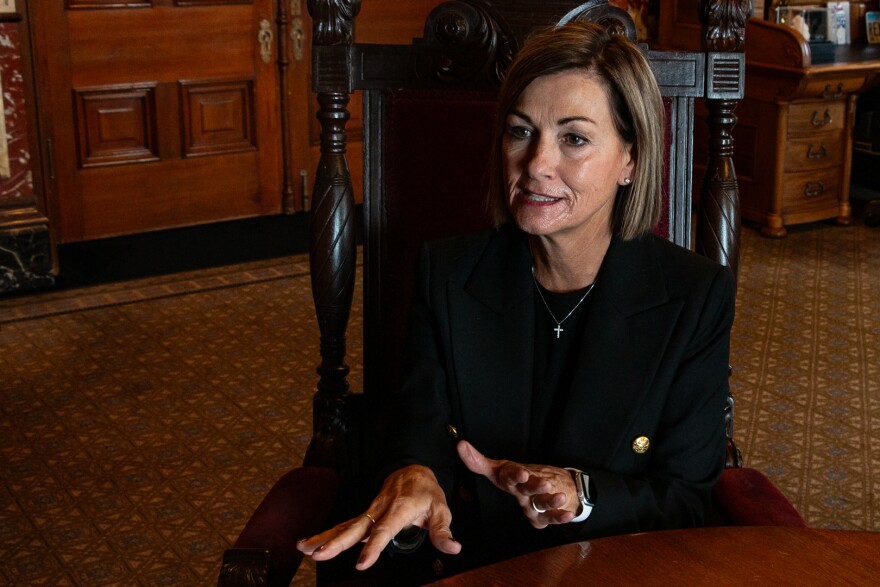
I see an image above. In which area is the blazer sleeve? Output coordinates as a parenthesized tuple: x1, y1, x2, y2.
(569, 264, 735, 539)
(381, 243, 458, 497)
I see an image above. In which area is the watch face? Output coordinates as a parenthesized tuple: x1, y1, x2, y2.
(580, 473, 593, 504)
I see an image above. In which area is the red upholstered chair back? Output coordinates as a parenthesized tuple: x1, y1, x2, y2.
(364, 89, 497, 399)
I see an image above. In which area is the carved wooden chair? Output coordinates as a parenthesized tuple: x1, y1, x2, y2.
(218, 2, 804, 586)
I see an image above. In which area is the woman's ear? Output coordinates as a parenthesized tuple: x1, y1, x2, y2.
(619, 145, 635, 186)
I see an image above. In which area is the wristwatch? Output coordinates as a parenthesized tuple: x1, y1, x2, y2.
(565, 468, 594, 523)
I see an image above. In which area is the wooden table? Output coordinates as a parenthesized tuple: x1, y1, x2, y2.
(431, 527, 880, 586)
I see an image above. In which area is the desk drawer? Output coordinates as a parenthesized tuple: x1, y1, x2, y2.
(787, 101, 846, 137)
(783, 134, 844, 172)
(782, 167, 840, 211)
(801, 78, 866, 100)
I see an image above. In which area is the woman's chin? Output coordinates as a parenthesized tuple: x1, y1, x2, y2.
(513, 218, 562, 238)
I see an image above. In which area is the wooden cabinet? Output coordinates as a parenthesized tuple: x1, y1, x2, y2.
(732, 18, 880, 236)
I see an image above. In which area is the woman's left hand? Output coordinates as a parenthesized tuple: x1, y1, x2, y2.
(456, 440, 579, 528)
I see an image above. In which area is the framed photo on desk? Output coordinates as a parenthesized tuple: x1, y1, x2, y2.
(868, 12, 880, 44)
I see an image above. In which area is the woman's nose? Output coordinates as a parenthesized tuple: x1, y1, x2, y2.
(526, 139, 556, 178)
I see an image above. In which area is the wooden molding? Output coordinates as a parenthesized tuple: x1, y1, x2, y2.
(179, 79, 256, 158)
(74, 84, 160, 168)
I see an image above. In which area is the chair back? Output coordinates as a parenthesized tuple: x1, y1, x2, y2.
(305, 0, 747, 473)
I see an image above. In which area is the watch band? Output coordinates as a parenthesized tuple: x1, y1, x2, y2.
(565, 467, 594, 523)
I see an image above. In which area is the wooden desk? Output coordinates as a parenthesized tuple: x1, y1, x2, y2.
(431, 527, 880, 585)
(728, 19, 880, 237)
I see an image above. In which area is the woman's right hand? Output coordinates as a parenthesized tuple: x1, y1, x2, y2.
(296, 464, 461, 570)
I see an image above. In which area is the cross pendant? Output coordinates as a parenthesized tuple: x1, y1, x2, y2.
(554, 324, 563, 339)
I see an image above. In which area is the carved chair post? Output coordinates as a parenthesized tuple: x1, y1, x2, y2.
(697, 0, 749, 469)
(695, 0, 748, 284)
(305, 0, 362, 468)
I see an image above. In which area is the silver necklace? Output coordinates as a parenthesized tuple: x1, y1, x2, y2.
(531, 267, 595, 339)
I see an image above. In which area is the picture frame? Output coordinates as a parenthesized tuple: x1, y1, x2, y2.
(826, 2, 850, 45)
(868, 12, 880, 44)
(776, 5, 829, 42)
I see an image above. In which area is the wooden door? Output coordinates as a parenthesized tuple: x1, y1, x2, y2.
(29, 0, 282, 243)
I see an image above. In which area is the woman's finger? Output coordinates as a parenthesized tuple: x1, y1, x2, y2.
(456, 440, 496, 477)
(297, 513, 376, 558)
(498, 462, 540, 490)
(524, 492, 575, 528)
(458, 441, 530, 491)
(426, 502, 461, 555)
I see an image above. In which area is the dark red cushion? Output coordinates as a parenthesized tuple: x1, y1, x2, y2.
(713, 467, 807, 528)
(233, 466, 339, 583)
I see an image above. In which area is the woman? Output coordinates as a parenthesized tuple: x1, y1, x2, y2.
(298, 20, 734, 580)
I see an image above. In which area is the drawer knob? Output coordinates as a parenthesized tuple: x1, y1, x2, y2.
(804, 181, 825, 198)
(821, 82, 843, 100)
(807, 143, 827, 160)
(811, 110, 833, 127)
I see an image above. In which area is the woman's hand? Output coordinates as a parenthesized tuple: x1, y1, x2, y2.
(457, 440, 578, 528)
(296, 464, 461, 571)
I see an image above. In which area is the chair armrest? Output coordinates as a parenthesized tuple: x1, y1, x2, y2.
(713, 467, 807, 528)
(217, 549, 270, 587)
(218, 466, 339, 587)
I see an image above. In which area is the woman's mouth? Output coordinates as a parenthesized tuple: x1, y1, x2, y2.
(522, 190, 560, 205)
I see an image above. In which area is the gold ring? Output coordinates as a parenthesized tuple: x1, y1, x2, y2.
(362, 513, 376, 524)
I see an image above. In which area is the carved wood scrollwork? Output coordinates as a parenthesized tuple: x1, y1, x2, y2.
(701, 0, 749, 53)
(423, 1, 513, 85)
(560, 0, 637, 42)
(307, 0, 362, 45)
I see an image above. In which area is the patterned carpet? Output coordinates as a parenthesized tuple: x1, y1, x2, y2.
(0, 255, 361, 586)
(732, 219, 879, 532)
(0, 220, 877, 585)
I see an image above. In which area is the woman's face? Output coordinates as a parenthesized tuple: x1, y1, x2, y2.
(503, 71, 634, 242)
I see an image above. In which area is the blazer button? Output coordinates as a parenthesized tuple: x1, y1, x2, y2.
(632, 436, 650, 454)
(446, 424, 459, 439)
(458, 485, 473, 502)
(433, 558, 444, 576)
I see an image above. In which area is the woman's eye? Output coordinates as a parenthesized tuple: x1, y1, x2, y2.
(563, 133, 588, 146)
(508, 125, 532, 139)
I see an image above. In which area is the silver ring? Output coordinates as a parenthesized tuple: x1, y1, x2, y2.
(530, 496, 547, 514)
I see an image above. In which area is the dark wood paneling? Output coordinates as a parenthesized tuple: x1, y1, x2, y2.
(75, 84, 160, 167)
(180, 79, 255, 157)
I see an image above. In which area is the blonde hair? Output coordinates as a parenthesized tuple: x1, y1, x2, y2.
(487, 21, 664, 239)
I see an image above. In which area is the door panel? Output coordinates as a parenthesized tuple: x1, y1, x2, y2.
(31, 0, 281, 242)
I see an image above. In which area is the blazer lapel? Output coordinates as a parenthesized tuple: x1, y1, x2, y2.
(555, 236, 684, 466)
(447, 229, 535, 461)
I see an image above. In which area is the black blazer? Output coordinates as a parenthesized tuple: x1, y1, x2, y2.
(386, 224, 735, 568)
